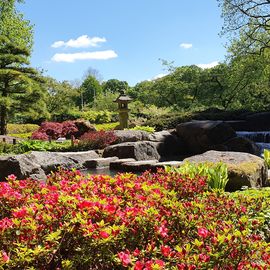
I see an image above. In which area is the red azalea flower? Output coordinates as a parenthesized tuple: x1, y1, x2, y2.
(161, 245, 171, 257)
(13, 208, 28, 218)
(99, 231, 110, 239)
(134, 261, 144, 270)
(199, 253, 210, 262)
(133, 248, 140, 256)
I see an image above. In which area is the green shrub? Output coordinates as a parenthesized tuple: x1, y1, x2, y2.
(7, 124, 39, 134)
(95, 122, 118, 131)
(17, 140, 72, 152)
(8, 133, 32, 139)
(165, 161, 229, 191)
(263, 149, 270, 169)
(128, 125, 155, 133)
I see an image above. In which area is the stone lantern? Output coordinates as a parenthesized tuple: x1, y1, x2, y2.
(114, 90, 132, 129)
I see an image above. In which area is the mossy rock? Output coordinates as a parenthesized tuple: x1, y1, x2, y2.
(185, 150, 269, 191)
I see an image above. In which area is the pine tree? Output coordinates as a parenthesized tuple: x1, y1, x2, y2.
(0, 36, 46, 134)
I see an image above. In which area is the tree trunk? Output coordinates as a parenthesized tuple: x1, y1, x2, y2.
(0, 104, 7, 135)
(0, 84, 8, 135)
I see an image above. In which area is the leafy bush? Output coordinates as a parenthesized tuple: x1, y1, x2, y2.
(166, 162, 229, 191)
(62, 121, 79, 139)
(78, 130, 117, 150)
(129, 125, 155, 133)
(16, 140, 72, 152)
(32, 122, 63, 140)
(31, 121, 80, 140)
(0, 143, 19, 155)
(80, 110, 115, 124)
(263, 149, 270, 169)
(95, 122, 118, 131)
(0, 169, 269, 269)
(7, 124, 39, 134)
(8, 133, 32, 139)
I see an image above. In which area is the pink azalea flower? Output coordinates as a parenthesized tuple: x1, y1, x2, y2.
(2, 251, 9, 262)
(198, 227, 209, 238)
(118, 251, 131, 267)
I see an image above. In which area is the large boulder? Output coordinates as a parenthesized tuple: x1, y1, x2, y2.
(113, 130, 150, 144)
(73, 119, 97, 138)
(223, 137, 260, 156)
(57, 150, 100, 165)
(176, 121, 236, 154)
(0, 154, 46, 181)
(246, 112, 270, 131)
(185, 150, 268, 191)
(27, 151, 78, 174)
(103, 141, 160, 161)
(149, 130, 186, 156)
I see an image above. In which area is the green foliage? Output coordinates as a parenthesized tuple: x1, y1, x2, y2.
(16, 140, 71, 152)
(95, 122, 118, 131)
(7, 123, 39, 134)
(102, 79, 129, 94)
(80, 110, 115, 124)
(263, 149, 270, 169)
(129, 125, 155, 133)
(92, 91, 118, 111)
(45, 78, 79, 120)
(165, 162, 229, 190)
(79, 75, 102, 108)
(0, 140, 72, 155)
(0, 0, 33, 50)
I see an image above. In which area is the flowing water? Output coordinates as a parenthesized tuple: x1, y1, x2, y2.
(236, 131, 270, 152)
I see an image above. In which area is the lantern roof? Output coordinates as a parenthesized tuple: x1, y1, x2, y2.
(114, 91, 132, 103)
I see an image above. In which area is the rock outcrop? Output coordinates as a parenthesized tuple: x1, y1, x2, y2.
(113, 130, 150, 144)
(103, 141, 161, 161)
(176, 121, 236, 154)
(0, 150, 100, 181)
(185, 150, 268, 191)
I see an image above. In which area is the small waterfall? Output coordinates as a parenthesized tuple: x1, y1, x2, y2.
(236, 131, 270, 152)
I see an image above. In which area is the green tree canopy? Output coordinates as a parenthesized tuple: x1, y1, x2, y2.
(218, 0, 270, 55)
(0, 0, 33, 50)
(102, 79, 129, 94)
(78, 75, 102, 109)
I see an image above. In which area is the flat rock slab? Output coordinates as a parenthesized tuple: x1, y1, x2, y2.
(103, 141, 160, 161)
(28, 151, 78, 174)
(185, 150, 268, 191)
(152, 161, 183, 170)
(57, 150, 99, 165)
(109, 158, 136, 170)
(84, 157, 119, 169)
(120, 160, 158, 172)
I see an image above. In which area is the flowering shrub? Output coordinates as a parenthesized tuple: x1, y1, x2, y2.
(78, 130, 117, 150)
(0, 170, 269, 269)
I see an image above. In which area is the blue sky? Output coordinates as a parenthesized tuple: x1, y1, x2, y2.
(18, 0, 226, 86)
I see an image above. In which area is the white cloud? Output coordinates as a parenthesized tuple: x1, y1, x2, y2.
(51, 50, 118, 63)
(180, 43, 193, 49)
(51, 35, 107, 48)
(196, 61, 219, 69)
